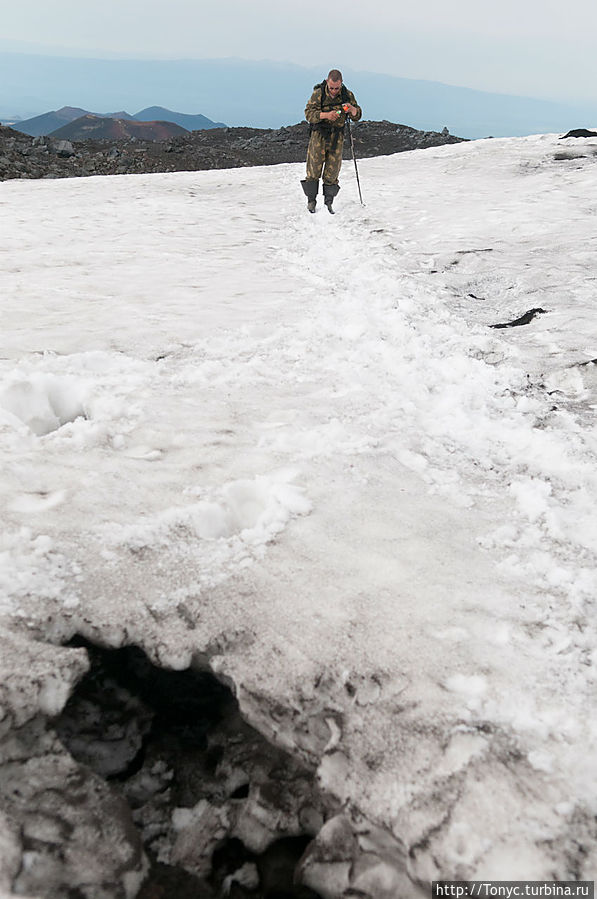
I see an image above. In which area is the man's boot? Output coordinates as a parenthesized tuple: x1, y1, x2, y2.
(301, 179, 319, 213)
(323, 182, 340, 214)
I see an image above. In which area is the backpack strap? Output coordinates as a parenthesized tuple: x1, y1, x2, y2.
(314, 80, 327, 107)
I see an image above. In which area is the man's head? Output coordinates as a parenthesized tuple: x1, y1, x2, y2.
(327, 69, 343, 97)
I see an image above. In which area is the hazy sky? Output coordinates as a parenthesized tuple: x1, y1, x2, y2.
(4, 0, 597, 104)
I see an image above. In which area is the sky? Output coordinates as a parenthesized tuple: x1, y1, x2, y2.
(3, 0, 597, 105)
(3, 134, 597, 887)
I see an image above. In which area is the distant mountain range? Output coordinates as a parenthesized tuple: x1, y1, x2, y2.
(1, 53, 596, 138)
(11, 105, 226, 138)
(136, 106, 226, 132)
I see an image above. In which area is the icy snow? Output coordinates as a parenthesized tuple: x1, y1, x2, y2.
(2, 132, 597, 882)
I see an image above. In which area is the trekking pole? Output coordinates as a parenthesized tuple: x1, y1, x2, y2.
(344, 113, 364, 206)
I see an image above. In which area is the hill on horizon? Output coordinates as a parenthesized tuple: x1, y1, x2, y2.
(11, 106, 90, 136)
(133, 106, 226, 130)
(50, 114, 188, 141)
(8, 106, 138, 136)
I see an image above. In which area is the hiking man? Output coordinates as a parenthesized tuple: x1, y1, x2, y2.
(301, 69, 362, 214)
(301, 69, 363, 213)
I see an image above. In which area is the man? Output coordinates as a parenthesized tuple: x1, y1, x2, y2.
(301, 69, 362, 214)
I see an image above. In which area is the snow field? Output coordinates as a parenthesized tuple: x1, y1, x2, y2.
(3, 134, 597, 878)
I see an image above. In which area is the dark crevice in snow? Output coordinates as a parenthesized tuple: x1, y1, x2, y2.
(54, 636, 325, 899)
(553, 151, 591, 161)
(490, 307, 548, 329)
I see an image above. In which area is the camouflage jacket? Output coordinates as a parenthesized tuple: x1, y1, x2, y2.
(304, 83, 363, 131)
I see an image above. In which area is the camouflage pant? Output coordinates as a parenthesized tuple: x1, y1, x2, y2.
(306, 127, 345, 184)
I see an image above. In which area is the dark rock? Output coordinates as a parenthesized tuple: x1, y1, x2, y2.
(0, 631, 148, 899)
(137, 859, 216, 899)
(53, 139, 75, 158)
(0, 121, 466, 182)
(560, 128, 597, 139)
(53, 638, 329, 898)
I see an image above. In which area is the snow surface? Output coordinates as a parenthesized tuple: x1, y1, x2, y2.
(2, 133, 597, 883)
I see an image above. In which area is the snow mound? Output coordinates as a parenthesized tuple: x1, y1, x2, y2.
(0, 373, 90, 436)
(104, 469, 311, 550)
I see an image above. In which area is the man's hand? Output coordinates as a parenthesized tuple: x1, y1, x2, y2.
(320, 105, 357, 121)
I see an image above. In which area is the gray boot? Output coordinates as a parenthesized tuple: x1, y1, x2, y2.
(301, 179, 319, 213)
(323, 182, 340, 214)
